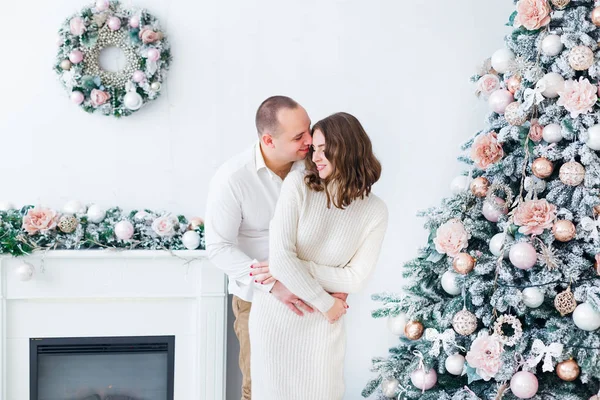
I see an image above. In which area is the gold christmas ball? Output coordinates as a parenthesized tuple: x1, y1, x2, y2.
(188, 216, 204, 230)
(506, 75, 522, 94)
(58, 215, 79, 233)
(592, 6, 600, 26)
(552, 220, 576, 242)
(556, 359, 580, 382)
(404, 321, 424, 340)
(568, 46, 594, 71)
(453, 253, 476, 275)
(593, 204, 600, 215)
(559, 161, 585, 186)
(470, 177, 490, 198)
(532, 158, 554, 179)
(504, 102, 528, 126)
(60, 60, 72, 70)
(594, 256, 600, 275)
(554, 287, 577, 316)
(551, 0, 570, 8)
(452, 309, 478, 336)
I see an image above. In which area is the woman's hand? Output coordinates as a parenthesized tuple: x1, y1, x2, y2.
(324, 297, 348, 324)
(250, 261, 276, 285)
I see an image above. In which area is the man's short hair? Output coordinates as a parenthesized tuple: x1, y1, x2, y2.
(255, 96, 299, 137)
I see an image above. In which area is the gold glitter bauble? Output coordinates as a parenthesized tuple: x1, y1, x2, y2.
(452, 309, 478, 336)
(592, 7, 600, 26)
(532, 158, 554, 179)
(554, 287, 577, 316)
(504, 102, 528, 126)
(404, 321, 424, 340)
(552, 220, 576, 242)
(568, 46, 594, 71)
(58, 215, 79, 233)
(559, 161, 585, 186)
(551, 0, 570, 8)
(452, 253, 475, 275)
(506, 75, 522, 94)
(556, 359, 580, 382)
(470, 177, 490, 198)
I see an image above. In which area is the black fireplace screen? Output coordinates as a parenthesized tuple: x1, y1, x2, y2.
(30, 336, 175, 400)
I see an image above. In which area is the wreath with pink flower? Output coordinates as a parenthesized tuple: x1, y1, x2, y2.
(54, 0, 171, 117)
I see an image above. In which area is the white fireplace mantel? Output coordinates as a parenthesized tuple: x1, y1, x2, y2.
(0, 250, 227, 400)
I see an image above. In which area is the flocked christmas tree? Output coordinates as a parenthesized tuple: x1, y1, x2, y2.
(363, 1, 600, 399)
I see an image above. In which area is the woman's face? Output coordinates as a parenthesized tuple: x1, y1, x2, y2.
(311, 129, 333, 179)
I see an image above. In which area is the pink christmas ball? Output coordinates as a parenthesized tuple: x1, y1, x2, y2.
(132, 70, 146, 83)
(147, 48, 161, 62)
(95, 0, 109, 11)
(510, 371, 538, 399)
(68, 50, 84, 64)
(488, 89, 514, 114)
(410, 367, 437, 391)
(70, 91, 85, 105)
(114, 220, 134, 240)
(509, 242, 537, 270)
(107, 16, 122, 31)
(129, 16, 140, 28)
(482, 197, 507, 222)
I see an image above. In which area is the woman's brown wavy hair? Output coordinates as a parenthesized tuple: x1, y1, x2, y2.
(304, 112, 381, 209)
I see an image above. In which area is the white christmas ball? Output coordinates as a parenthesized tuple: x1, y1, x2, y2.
(541, 72, 565, 98)
(450, 175, 473, 195)
(489, 233, 514, 258)
(541, 34, 564, 57)
(542, 123, 563, 143)
(445, 354, 465, 376)
(134, 210, 151, 221)
(151, 82, 161, 91)
(86, 204, 106, 223)
(15, 262, 34, 281)
(441, 271, 462, 296)
(410, 367, 438, 391)
(114, 220, 134, 240)
(522, 287, 545, 308)
(123, 91, 143, 111)
(0, 201, 16, 211)
(62, 200, 86, 215)
(491, 48, 515, 74)
(381, 378, 400, 398)
(181, 230, 201, 250)
(387, 313, 408, 336)
(573, 302, 600, 331)
(586, 125, 600, 151)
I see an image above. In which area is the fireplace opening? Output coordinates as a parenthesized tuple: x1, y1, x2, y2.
(30, 336, 175, 400)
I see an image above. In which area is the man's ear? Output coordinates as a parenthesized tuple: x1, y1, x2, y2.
(261, 133, 275, 149)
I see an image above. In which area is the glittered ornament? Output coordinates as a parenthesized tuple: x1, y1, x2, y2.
(470, 177, 490, 197)
(532, 158, 554, 179)
(506, 75, 522, 94)
(493, 314, 523, 347)
(551, 0, 570, 8)
(452, 309, 477, 336)
(410, 367, 437, 391)
(381, 378, 399, 398)
(58, 215, 79, 233)
(592, 6, 600, 26)
(556, 359, 580, 382)
(559, 161, 585, 186)
(552, 220, 576, 242)
(568, 46, 594, 71)
(510, 371, 539, 399)
(453, 253, 475, 275)
(554, 287, 577, 316)
(504, 102, 528, 126)
(404, 321, 424, 340)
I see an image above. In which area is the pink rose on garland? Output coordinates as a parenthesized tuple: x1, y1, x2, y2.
(139, 28, 160, 44)
(471, 131, 504, 170)
(70, 17, 87, 36)
(22, 206, 60, 235)
(90, 89, 110, 107)
(433, 219, 470, 257)
(514, 0, 551, 31)
(152, 215, 178, 237)
(466, 332, 504, 381)
(513, 198, 557, 235)
(528, 119, 544, 142)
(557, 77, 598, 118)
(477, 74, 500, 98)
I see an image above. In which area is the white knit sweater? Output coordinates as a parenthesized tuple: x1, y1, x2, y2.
(249, 170, 388, 400)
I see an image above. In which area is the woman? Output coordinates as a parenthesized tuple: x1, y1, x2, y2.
(248, 112, 388, 400)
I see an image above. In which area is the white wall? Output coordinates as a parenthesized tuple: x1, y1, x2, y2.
(0, 1, 514, 398)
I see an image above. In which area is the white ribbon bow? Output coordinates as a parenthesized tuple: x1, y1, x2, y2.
(424, 328, 463, 357)
(523, 79, 547, 110)
(527, 339, 563, 372)
(580, 216, 600, 242)
(524, 177, 546, 200)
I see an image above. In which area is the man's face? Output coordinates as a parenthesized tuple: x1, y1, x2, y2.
(268, 106, 312, 162)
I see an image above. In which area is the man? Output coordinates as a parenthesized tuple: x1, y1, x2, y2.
(205, 96, 315, 400)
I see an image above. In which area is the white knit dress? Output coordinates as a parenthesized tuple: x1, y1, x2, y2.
(249, 170, 388, 400)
